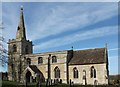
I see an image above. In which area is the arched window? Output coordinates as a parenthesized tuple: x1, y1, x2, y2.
(73, 67, 78, 78)
(13, 44, 17, 52)
(27, 58, 31, 65)
(38, 57, 43, 64)
(54, 66, 60, 78)
(52, 56, 57, 63)
(90, 66, 96, 78)
(25, 45, 28, 54)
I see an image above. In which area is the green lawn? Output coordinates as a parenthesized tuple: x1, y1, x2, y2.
(1, 81, 119, 87)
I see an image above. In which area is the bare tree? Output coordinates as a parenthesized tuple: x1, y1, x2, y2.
(0, 22, 8, 67)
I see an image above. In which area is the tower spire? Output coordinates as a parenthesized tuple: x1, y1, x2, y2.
(16, 6, 26, 40)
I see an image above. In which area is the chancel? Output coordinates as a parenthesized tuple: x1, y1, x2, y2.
(7, 7, 109, 85)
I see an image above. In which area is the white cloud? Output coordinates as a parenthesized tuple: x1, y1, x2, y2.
(109, 55, 118, 75)
(2, 3, 118, 41)
(2, 3, 118, 50)
(34, 26, 118, 50)
(2, 4, 20, 40)
(27, 3, 118, 41)
(109, 48, 120, 51)
(109, 56, 118, 59)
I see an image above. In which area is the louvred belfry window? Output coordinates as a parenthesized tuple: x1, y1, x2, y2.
(52, 56, 57, 63)
(38, 57, 43, 64)
(27, 58, 31, 65)
(13, 44, 17, 52)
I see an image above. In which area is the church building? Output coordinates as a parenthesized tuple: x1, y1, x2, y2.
(7, 7, 109, 85)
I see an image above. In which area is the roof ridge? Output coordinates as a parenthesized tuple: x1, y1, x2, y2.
(74, 47, 105, 51)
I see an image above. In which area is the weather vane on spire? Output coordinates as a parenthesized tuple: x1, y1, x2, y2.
(21, 5, 23, 10)
(72, 46, 73, 50)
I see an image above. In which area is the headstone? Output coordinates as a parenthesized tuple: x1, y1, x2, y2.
(60, 79, 62, 84)
(25, 80, 27, 87)
(56, 79, 58, 84)
(70, 79, 71, 87)
(30, 76, 33, 83)
(54, 79, 55, 85)
(71, 82, 74, 87)
(46, 79, 48, 87)
(37, 81, 41, 87)
(51, 79, 52, 85)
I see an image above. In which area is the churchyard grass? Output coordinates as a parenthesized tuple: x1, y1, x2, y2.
(1, 81, 119, 87)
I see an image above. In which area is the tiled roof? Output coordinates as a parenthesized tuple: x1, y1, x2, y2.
(69, 48, 107, 65)
(29, 65, 41, 73)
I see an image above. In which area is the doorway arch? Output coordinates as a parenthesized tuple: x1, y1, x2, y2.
(26, 71, 32, 83)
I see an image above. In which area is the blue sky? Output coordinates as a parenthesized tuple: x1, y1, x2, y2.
(1, 2, 119, 75)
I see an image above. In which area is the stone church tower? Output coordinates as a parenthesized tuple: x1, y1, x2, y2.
(7, 7, 33, 81)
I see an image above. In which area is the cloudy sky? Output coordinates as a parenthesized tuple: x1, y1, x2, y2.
(1, 2, 119, 75)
